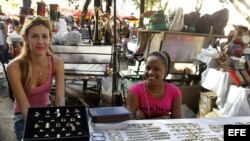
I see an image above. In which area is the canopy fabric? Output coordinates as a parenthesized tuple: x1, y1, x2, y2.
(72, 10, 93, 17)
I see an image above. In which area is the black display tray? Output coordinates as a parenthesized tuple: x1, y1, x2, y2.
(23, 105, 89, 141)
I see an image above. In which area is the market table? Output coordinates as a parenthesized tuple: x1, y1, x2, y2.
(201, 68, 250, 117)
(89, 116, 250, 141)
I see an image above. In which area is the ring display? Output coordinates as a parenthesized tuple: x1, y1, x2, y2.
(23, 105, 89, 141)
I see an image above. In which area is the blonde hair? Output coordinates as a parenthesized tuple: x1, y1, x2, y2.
(17, 16, 52, 93)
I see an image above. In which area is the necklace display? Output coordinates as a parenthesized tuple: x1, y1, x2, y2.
(146, 82, 164, 96)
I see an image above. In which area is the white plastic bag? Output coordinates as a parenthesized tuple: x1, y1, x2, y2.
(62, 31, 82, 46)
(169, 7, 184, 32)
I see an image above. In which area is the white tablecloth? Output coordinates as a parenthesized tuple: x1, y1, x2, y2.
(201, 68, 234, 110)
(89, 116, 250, 141)
(220, 85, 250, 117)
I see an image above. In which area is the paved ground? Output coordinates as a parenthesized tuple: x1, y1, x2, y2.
(0, 84, 16, 141)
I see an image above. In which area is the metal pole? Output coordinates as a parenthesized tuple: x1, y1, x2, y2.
(112, 0, 118, 106)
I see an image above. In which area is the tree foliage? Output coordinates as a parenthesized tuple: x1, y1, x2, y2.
(131, 0, 161, 11)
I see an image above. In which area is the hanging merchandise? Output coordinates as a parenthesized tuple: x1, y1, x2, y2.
(49, 4, 59, 21)
(22, 0, 31, 8)
(226, 36, 250, 57)
(238, 56, 246, 70)
(168, 7, 184, 32)
(183, 0, 203, 32)
(226, 43, 243, 57)
(148, 1, 168, 30)
(224, 25, 249, 58)
(148, 11, 168, 30)
(37, 2, 47, 16)
(19, 7, 34, 16)
(211, 8, 229, 35)
(19, 7, 34, 25)
(196, 8, 229, 35)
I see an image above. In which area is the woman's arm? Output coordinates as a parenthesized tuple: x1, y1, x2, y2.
(6, 60, 30, 120)
(52, 55, 65, 106)
(171, 94, 182, 119)
(126, 91, 145, 119)
(126, 91, 137, 119)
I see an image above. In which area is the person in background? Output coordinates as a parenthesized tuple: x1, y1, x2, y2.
(7, 30, 24, 58)
(127, 51, 182, 119)
(6, 16, 65, 141)
(0, 17, 9, 63)
(11, 41, 23, 58)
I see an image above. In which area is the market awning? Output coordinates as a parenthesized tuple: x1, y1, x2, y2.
(72, 10, 93, 17)
(122, 15, 138, 21)
(140, 11, 156, 18)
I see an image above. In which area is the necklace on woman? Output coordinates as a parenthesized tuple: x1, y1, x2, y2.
(33, 67, 43, 77)
(146, 82, 164, 96)
(38, 71, 42, 76)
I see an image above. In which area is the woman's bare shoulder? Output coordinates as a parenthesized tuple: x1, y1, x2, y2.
(51, 54, 63, 64)
(7, 58, 21, 70)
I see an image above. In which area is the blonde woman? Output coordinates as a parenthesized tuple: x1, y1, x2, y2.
(7, 16, 65, 141)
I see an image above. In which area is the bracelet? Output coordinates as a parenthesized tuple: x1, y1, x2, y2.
(91, 132, 106, 141)
(92, 136, 106, 141)
(91, 132, 105, 137)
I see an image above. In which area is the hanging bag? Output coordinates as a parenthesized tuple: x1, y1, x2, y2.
(169, 7, 184, 32)
(183, 0, 203, 32)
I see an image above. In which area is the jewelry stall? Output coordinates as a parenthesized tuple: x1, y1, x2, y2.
(120, 30, 226, 113)
(89, 116, 250, 141)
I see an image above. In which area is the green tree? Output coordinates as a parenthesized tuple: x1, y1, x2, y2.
(131, 0, 161, 11)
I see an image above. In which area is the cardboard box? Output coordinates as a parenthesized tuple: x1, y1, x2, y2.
(179, 85, 201, 113)
(23, 105, 89, 141)
(199, 91, 217, 117)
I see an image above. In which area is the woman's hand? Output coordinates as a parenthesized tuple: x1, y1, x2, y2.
(135, 109, 145, 119)
(153, 115, 171, 119)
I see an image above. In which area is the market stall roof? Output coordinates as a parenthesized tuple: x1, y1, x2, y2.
(140, 11, 156, 18)
(122, 15, 138, 21)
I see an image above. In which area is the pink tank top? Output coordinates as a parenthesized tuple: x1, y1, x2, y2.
(14, 56, 53, 113)
(128, 81, 181, 118)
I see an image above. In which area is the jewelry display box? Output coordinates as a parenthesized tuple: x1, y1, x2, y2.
(23, 105, 89, 141)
